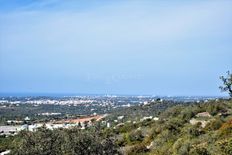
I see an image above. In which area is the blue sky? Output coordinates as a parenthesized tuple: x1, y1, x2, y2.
(0, 0, 232, 96)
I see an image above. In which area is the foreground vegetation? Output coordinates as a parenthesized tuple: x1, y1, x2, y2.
(1, 98, 232, 155)
(111, 99, 232, 155)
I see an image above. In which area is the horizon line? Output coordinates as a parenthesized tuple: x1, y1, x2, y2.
(0, 92, 227, 98)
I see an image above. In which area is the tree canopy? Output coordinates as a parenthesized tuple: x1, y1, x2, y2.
(220, 71, 232, 97)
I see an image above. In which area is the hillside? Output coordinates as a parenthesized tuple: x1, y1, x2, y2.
(105, 99, 232, 155)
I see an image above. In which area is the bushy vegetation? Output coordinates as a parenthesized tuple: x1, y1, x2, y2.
(1, 99, 232, 155)
(112, 99, 232, 155)
(10, 127, 121, 155)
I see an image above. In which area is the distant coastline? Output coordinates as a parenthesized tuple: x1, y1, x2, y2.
(0, 92, 227, 101)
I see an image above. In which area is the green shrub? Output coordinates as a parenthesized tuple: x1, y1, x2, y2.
(127, 143, 148, 155)
(189, 146, 211, 155)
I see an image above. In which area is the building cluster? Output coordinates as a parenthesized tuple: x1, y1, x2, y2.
(0, 115, 106, 136)
(0, 99, 96, 105)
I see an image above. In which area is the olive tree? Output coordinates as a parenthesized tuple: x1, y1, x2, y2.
(219, 71, 232, 98)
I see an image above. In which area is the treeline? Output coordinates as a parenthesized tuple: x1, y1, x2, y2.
(8, 127, 121, 155)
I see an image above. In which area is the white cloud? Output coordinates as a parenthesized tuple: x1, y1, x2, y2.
(1, 0, 231, 48)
